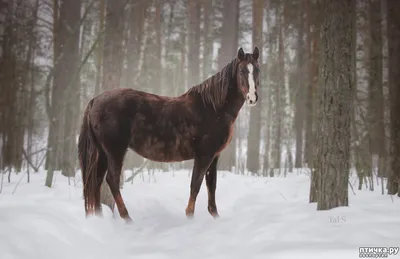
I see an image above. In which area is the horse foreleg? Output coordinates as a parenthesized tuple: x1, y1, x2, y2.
(185, 155, 215, 218)
(206, 155, 220, 219)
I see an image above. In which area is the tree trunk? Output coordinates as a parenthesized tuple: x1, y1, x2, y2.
(94, 0, 105, 96)
(155, 0, 162, 92)
(46, 0, 79, 186)
(202, 0, 214, 79)
(315, 0, 353, 210)
(272, 2, 284, 176)
(294, 1, 304, 168)
(122, 1, 148, 170)
(309, 0, 325, 203)
(263, 0, 273, 176)
(1, 0, 18, 172)
(367, 0, 386, 178)
(60, 0, 81, 178)
(303, 0, 315, 168)
(351, 0, 361, 189)
(187, 0, 201, 87)
(100, 0, 126, 209)
(101, 0, 125, 91)
(386, 0, 400, 196)
(246, 0, 263, 175)
(218, 0, 240, 172)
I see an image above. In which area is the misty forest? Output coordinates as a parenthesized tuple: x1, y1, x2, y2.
(0, 0, 399, 258)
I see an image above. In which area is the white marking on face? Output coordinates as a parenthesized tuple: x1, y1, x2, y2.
(246, 63, 257, 106)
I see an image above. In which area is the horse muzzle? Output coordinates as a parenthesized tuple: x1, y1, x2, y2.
(246, 92, 258, 106)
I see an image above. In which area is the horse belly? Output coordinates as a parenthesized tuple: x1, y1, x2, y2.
(130, 134, 194, 163)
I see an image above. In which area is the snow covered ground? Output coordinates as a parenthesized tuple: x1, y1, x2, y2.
(1, 169, 399, 259)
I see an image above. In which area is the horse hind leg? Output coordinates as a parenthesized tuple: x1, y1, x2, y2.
(94, 150, 108, 217)
(105, 149, 133, 223)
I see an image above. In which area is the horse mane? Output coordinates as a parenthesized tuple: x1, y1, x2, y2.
(185, 58, 239, 111)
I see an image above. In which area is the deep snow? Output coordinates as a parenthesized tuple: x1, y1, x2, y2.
(1, 169, 399, 259)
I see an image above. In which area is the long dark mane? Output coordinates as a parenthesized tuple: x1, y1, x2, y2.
(185, 58, 239, 111)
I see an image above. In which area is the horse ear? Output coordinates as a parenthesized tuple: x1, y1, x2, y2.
(237, 47, 245, 61)
(253, 47, 259, 60)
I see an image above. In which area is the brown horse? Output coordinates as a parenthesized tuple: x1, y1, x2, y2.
(78, 47, 260, 223)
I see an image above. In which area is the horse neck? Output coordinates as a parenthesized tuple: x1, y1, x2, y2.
(221, 84, 245, 122)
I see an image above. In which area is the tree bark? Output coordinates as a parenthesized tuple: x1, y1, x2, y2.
(100, 0, 126, 207)
(246, 0, 263, 175)
(386, 0, 400, 196)
(46, 0, 82, 186)
(202, 0, 214, 79)
(315, 0, 353, 210)
(263, 0, 273, 176)
(94, 0, 105, 96)
(367, 0, 386, 178)
(270, 2, 284, 176)
(303, 0, 315, 168)
(294, 1, 304, 168)
(218, 0, 240, 172)
(60, 0, 81, 178)
(101, 0, 125, 91)
(187, 0, 201, 87)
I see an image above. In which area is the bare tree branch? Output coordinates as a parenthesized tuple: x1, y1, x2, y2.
(125, 159, 149, 183)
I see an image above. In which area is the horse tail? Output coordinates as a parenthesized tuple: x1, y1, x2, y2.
(78, 99, 100, 216)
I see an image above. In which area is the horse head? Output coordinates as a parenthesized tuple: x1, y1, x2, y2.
(236, 47, 260, 106)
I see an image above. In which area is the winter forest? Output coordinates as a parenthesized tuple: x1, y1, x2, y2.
(1, 0, 400, 258)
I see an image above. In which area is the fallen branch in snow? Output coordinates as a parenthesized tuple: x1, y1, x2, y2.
(348, 179, 356, 195)
(279, 192, 287, 201)
(12, 171, 27, 195)
(125, 160, 149, 183)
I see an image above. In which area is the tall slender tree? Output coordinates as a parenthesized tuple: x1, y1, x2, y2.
(187, 0, 201, 87)
(294, 0, 305, 168)
(303, 0, 316, 168)
(202, 0, 214, 79)
(367, 0, 386, 179)
(246, 0, 263, 175)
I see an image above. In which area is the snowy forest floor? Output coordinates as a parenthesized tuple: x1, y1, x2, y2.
(1, 169, 399, 259)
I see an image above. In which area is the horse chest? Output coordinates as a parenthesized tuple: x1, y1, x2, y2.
(215, 123, 234, 154)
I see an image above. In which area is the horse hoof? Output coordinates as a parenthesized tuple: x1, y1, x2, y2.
(94, 209, 103, 218)
(185, 210, 194, 219)
(124, 216, 134, 224)
(212, 213, 220, 219)
(208, 206, 219, 219)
